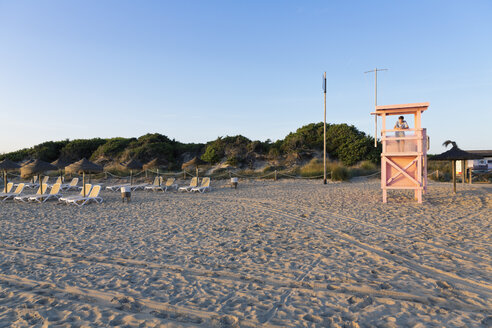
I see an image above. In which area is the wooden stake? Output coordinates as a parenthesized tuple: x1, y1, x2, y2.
(452, 160, 456, 193)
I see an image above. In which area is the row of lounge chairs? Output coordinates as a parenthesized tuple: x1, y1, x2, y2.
(146, 176, 211, 193)
(59, 184, 103, 206)
(106, 176, 211, 193)
(14, 176, 80, 191)
(1, 176, 210, 205)
(14, 183, 61, 203)
(0, 182, 102, 206)
(178, 177, 211, 193)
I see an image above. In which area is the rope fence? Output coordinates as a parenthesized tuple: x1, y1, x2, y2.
(4, 167, 488, 184)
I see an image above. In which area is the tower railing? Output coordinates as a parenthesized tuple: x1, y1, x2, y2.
(381, 128, 426, 154)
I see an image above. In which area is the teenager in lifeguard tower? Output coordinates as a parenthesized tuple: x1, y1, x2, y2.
(394, 115, 409, 151)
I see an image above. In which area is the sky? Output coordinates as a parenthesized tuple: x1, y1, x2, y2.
(0, 0, 491, 154)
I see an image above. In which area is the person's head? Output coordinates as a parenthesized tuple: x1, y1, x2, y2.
(398, 116, 404, 123)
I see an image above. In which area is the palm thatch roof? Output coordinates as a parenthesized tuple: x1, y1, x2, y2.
(19, 159, 35, 167)
(51, 158, 72, 169)
(430, 140, 483, 161)
(65, 158, 103, 174)
(20, 159, 58, 178)
(143, 158, 168, 170)
(0, 159, 21, 171)
(181, 157, 206, 169)
(120, 158, 143, 170)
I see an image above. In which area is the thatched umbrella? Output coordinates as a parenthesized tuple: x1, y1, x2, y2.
(143, 158, 168, 185)
(20, 159, 58, 194)
(19, 159, 37, 183)
(65, 158, 103, 197)
(51, 158, 72, 180)
(182, 157, 206, 179)
(19, 159, 34, 167)
(0, 159, 21, 193)
(430, 140, 483, 193)
(119, 159, 143, 185)
(143, 158, 168, 171)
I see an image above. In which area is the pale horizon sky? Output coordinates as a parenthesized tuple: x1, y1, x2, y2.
(1, 0, 491, 155)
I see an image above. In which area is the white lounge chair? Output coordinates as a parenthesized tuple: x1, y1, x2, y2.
(153, 177, 178, 192)
(67, 185, 103, 206)
(0, 183, 25, 201)
(191, 177, 211, 193)
(0, 182, 14, 195)
(14, 183, 49, 203)
(30, 183, 62, 203)
(60, 178, 79, 191)
(41, 176, 49, 185)
(144, 176, 162, 191)
(60, 184, 92, 203)
(106, 183, 130, 192)
(178, 177, 198, 192)
(48, 176, 63, 188)
(130, 183, 150, 191)
(20, 176, 39, 189)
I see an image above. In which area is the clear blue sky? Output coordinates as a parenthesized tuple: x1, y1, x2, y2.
(1, 0, 491, 154)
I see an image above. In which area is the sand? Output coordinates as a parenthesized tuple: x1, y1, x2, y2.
(0, 179, 490, 327)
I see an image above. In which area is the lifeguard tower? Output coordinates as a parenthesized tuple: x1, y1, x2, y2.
(371, 103, 429, 203)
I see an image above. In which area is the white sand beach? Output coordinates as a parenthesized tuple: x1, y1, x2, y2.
(0, 179, 490, 327)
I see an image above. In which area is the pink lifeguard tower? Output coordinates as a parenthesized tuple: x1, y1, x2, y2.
(371, 103, 429, 203)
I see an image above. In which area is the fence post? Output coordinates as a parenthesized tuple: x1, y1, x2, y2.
(436, 170, 439, 180)
(274, 170, 277, 181)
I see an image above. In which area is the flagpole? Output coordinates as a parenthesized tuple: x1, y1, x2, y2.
(323, 72, 327, 184)
(364, 68, 388, 147)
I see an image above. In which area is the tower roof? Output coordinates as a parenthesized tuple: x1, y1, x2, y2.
(371, 102, 429, 116)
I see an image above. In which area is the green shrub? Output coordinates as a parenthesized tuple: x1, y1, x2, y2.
(91, 137, 135, 160)
(360, 160, 376, 171)
(268, 148, 280, 159)
(300, 158, 324, 177)
(201, 144, 222, 164)
(61, 138, 106, 161)
(331, 166, 349, 181)
(226, 156, 239, 167)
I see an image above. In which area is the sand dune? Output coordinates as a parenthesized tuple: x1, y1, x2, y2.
(0, 179, 490, 327)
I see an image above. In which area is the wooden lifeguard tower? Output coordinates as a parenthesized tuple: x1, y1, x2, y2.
(371, 103, 429, 203)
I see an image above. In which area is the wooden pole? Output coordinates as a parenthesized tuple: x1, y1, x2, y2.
(3, 170, 6, 193)
(452, 160, 456, 193)
(462, 160, 465, 185)
(323, 72, 327, 184)
(274, 169, 277, 181)
(469, 165, 472, 185)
